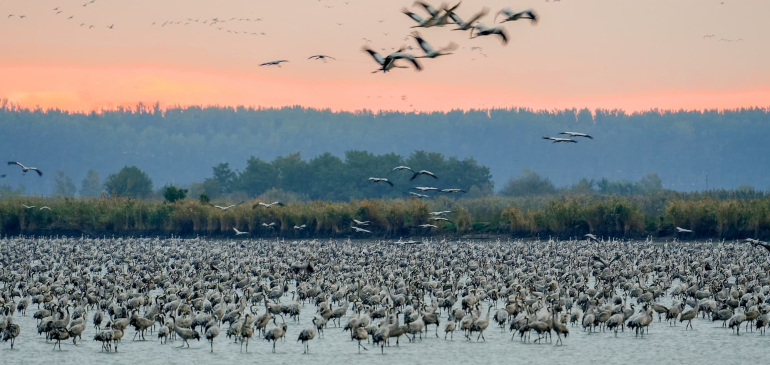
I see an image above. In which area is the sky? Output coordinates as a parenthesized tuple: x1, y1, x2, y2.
(0, 0, 767, 113)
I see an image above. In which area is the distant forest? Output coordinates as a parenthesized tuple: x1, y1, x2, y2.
(1, 101, 769, 196)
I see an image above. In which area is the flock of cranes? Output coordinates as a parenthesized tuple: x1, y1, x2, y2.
(363, 2, 538, 73)
(2, 236, 770, 358)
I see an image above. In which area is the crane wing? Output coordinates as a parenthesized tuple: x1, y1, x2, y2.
(402, 8, 425, 24)
(363, 47, 386, 66)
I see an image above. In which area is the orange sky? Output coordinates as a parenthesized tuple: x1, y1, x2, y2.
(1, 0, 768, 112)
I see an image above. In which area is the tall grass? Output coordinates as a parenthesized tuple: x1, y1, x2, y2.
(2, 195, 770, 239)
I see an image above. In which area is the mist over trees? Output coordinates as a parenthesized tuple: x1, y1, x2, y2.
(2, 101, 770, 195)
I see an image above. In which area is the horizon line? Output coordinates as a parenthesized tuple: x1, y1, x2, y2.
(3, 99, 770, 117)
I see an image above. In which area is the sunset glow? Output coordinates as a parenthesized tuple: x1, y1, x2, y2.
(1, 0, 768, 113)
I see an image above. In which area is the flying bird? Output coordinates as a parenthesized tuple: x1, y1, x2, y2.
(401, 8, 437, 28)
(255, 201, 284, 209)
(542, 136, 577, 144)
(430, 217, 453, 223)
(560, 132, 593, 139)
(369, 177, 394, 187)
(410, 31, 457, 58)
(411, 170, 438, 181)
(40, 206, 52, 211)
(107, 24, 114, 29)
(262, 222, 277, 228)
(294, 224, 306, 230)
(352, 226, 372, 233)
(390, 166, 414, 174)
(8, 161, 43, 176)
(211, 202, 243, 211)
(585, 233, 599, 241)
(418, 224, 438, 229)
(441, 188, 466, 193)
(495, 8, 538, 24)
(308, 55, 336, 62)
(408, 192, 430, 199)
(675, 227, 693, 233)
(353, 219, 370, 226)
(470, 23, 508, 45)
(409, 186, 440, 192)
(233, 227, 249, 236)
(22, 205, 35, 209)
(363, 47, 422, 73)
(429, 211, 451, 216)
(260, 60, 289, 67)
(449, 7, 490, 31)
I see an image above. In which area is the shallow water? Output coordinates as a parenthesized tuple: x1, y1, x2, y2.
(3, 288, 767, 365)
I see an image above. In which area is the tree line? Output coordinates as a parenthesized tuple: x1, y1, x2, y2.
(2, 101, 769, 196)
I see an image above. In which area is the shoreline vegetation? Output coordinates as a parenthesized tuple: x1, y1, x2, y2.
(3, 193, 770, 239)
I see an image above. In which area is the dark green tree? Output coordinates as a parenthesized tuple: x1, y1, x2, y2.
(499, 168, 556, 197)
(104, 166, 153, 198)
(162, 185, 188, 203)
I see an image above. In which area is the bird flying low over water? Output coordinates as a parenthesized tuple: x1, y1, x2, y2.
(542, 136, 577, 143)
(260, 60, 289, 67)
(40, 206, 52, 211)
(233, 227, 249, 235)
(418, 224, 438, 229)
(353, 219, 370, 226)
(308, 55, 335, 62)
(8, 161, 43, 176)
(560, 132, 593, 139)
(294, 224, 306, 230)
(411, 170, 438, 180)
(676, 227, 693, 233)
(495, 8, 538, 24)
(585, 233, 599, 241)
(262, 222, 277, 228)
(441, 188, 466, 193)
(352, 226, 372, 233)
(369, 177, 394, 186)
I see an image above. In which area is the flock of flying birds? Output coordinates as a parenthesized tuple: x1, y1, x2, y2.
(255, 2, 538, 72)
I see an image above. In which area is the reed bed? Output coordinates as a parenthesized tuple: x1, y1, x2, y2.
(2, 195, 770, 239)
